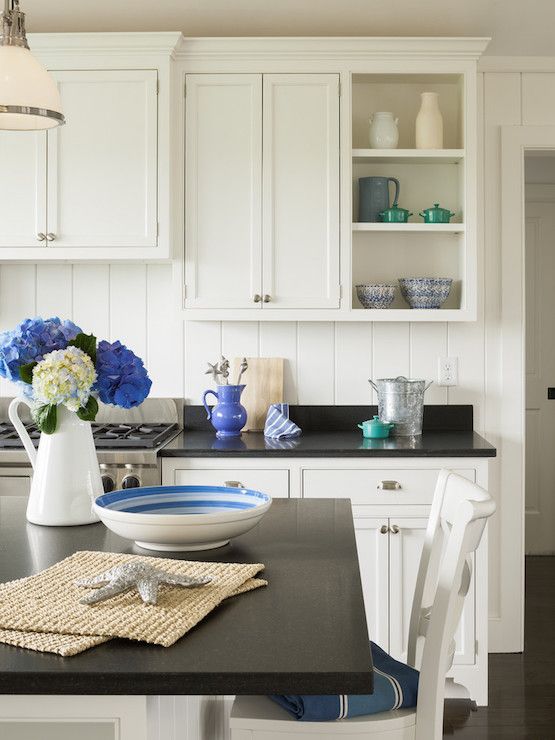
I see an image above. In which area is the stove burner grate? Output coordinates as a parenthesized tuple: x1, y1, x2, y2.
(0, 421, 180, 449)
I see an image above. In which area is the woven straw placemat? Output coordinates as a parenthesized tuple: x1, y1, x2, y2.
(0, 576, 266, 656)
(0, 551, 266, 649)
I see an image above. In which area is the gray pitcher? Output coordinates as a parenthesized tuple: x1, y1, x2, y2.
(358, 176, 400, 223)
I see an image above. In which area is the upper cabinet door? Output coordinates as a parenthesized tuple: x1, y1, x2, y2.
(0, 131, 46, 248)
(262, 74, 340, 309)
(47, 70, 158, 248)
(185, 74, 262, 309)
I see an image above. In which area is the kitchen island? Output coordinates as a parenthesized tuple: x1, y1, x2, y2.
(0, 496, 371, 738)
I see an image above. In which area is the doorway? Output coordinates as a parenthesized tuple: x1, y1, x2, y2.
(525, 152, 555, 555)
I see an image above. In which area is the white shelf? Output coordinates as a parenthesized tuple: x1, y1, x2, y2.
(352, 148, 464, 164)
(352, 222, 465, 233)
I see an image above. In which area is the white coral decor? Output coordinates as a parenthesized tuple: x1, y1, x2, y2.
(32, 346, 96, 412)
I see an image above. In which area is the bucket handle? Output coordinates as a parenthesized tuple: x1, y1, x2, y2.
(368, 379, 378, 392)
(8, 397, 36, 468)
(369, 377, 433, 392)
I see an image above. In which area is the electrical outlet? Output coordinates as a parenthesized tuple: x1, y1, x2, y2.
(437, 356, 458, 386)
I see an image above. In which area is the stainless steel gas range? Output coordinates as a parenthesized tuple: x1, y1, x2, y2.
(0, 398, 182, 497)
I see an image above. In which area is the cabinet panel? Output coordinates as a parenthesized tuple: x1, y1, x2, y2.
(170, 468, 289, 498)
(0, 130, 46, 247)
(48, 70, 158, 248)
(262, 74, 340, 308)
(185, 74, 262, 308)
(388, 517, 475, 666)
(354, 517, 389, 647)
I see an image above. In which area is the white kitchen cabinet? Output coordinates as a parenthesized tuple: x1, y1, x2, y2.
(0, 131, 46, 248)
(261, 74, 340, 309)
(184, 74, 262, 308)
(354, 517, 389, 649)
(184, 73, 340, 311)
(47, 70, 158, 250)
(163, 460, 290, 499)
(0, 33, 183, 261)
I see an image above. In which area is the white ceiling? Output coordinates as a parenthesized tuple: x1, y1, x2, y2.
(19, 0, 555, 57)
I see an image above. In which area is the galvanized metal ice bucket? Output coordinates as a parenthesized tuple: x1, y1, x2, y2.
(368, 376, 433, 436)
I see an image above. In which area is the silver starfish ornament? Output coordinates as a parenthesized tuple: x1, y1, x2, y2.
(76, 560, 212, 605)
(205, 361, 222, 384)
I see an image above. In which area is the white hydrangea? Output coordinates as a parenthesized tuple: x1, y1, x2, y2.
(32, 346, 96, 412)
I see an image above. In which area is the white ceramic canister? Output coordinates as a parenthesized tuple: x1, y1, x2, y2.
(415, 92, 444, 149)
(368, 112, 399, 149)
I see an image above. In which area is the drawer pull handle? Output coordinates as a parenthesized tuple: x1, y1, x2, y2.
(380, 524, 389, 534)
(224, 480, 244, 489)
(377, 480, 401, 491)
(390, 524, 400, 534)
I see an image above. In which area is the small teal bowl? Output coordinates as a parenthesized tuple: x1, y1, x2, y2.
(94, 485, 272, 552)
(358, 416, 394, 439)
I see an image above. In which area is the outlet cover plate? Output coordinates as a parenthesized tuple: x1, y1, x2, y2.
(438, 356, 458, 386)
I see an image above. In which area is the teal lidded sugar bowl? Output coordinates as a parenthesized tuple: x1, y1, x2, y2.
(379, 203, 413, 223)
(358, 416, 394, 439)
(419, 203, 455, 224)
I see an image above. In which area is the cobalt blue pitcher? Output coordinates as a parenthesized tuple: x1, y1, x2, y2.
(203, 384, 247, 438)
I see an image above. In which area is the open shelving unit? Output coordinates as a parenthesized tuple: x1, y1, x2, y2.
(348, 71, 476, 320)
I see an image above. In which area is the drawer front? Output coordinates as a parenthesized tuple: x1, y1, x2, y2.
(171, 468, 289, 498)
(302, 468, 475, 506)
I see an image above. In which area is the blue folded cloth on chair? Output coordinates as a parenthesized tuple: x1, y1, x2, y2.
(264, 403, 301, 439)
(270, 642, 419, 721)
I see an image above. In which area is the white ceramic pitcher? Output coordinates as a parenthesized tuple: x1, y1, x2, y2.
(9, 397, 102, 526)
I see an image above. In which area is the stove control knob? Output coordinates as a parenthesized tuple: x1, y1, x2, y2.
(101, 474, 116, 494)
(122, 474, 141, 490)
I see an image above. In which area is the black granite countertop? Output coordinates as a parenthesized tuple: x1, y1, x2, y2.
(0, 497, 372, 696)
(160, 405, 496, 458)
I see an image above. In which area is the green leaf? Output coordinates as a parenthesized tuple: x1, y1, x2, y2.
(68, 332, 97, 363)
(19, 361, 37, 385)
(35, 404, 57, 435)
(76, 395, 99, 422)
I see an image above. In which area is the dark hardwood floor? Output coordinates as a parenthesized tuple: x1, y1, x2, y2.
(444, 556, 555, 739)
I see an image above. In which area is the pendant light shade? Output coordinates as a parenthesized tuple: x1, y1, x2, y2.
(0, 1, 64, 130)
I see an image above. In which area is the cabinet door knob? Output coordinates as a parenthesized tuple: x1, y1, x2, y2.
(263, 294, 271, 303)
(253, 294, 261, 303)
(380, 524, 389, 534)
(377, 480, 401, 491)
(45, 233, 56, 242)
(224, 480, 245, 489)
(36, 232, 46, 241)
(390, 524, 400, 534)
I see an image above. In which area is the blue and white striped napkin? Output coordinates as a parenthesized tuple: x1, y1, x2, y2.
(264, 403, 302, 439)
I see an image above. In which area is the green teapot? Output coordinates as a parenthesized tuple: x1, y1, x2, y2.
(358, 415, 394, 439)
(419, 203, 455, 224)
(379, 202, 413, 223)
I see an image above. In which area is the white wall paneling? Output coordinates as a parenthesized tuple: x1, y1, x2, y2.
(334, 323, 373, 405)
(296, 323, 335, 404)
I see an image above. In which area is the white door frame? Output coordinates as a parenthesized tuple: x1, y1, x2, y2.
(500, 125, 555, 651)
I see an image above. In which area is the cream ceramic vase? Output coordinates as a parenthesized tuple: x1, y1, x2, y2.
(415, 92, 443, 149)
(368, 111, 399, 149)
(9, 397, 102, 526)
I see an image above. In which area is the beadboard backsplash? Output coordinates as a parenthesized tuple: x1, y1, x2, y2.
(0, 263, 484, 428)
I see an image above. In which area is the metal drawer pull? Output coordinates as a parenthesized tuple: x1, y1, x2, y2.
(263, 294, 271, 303)
(224, 480, 245, 488)
(377, 480, 401, 491)
(46, 233, 56, 242)
(253, 294, 261, 303)
(390, 525, 400, 534)
(380, 524, 389, 534)
(36, 232, 46, 241)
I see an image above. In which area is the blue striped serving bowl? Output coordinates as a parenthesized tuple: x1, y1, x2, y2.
(93, 485, 272, 552)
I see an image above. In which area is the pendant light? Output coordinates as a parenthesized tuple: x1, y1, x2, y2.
(0, 0, 64, 130)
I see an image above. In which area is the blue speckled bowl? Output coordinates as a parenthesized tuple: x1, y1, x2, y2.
(356, 284, 395, 309)
(398, 277, 452, 309)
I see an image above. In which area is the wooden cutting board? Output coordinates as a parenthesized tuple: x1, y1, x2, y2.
(232, 357, 284, 432)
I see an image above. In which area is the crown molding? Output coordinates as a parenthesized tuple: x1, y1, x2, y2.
(175, 36, 490, 62)
(27, 32, 185, 58)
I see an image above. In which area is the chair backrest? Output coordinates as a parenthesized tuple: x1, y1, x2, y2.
(406, 470, 496, 740)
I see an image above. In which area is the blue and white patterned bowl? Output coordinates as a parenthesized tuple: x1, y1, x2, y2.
(398, 277, 453, 309)
(94, 485, 272, 551)
(356, 284, 396, 309)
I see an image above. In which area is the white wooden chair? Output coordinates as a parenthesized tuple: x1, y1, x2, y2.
(230, 470, 496, 740)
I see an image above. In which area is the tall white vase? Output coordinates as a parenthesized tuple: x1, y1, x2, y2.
(415, 92, 443, 149)
(9, 398, 102, 526)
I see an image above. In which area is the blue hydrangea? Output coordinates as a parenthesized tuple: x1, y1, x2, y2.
(94, 340, 152, 409)
(0, 317, 82, 383)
